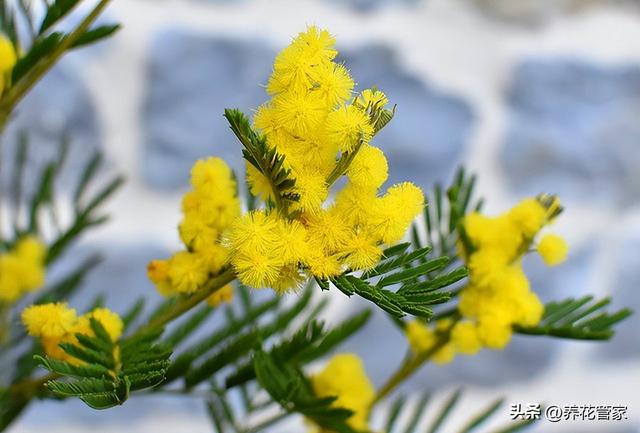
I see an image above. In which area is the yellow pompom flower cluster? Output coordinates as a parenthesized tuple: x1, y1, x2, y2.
(537, 233, 568, 266)
(227, 27, 424, 292)
(251, 26, 399, 211)
(0, 34, 16, 96)
(206, 284, 234, 306)
(456, 197, 567, 351)
(310, 353, 374, 431)
(0, 236, 47, 303)
(148, 157, 240, 297)
(226, 210, 309, 292)
(22, 303, 123, 363)
(405, 319, 458, 365)
(403, 198, 567, 362)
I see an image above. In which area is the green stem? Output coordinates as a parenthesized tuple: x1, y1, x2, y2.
(0, 304, 9, 345)
(325, 137, 365, 188)
(0, 396, 30, 431)
(1, 371, 59, 432)
(371, 336, 448, 406)
(245, 412, 291, 433)
(372, 321, 457, 407)
(7, 372, 59, 397)
(0, 0, 113, 123)
(325, 103, 392, 188)
(129, 267, 236, 340)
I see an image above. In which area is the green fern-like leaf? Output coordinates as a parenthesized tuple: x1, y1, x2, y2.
(515, 296, 632, 340)
(385, 390, 537, 433)
(418, 167, 482, 258)
(163, 297, 280, 384)
(253, 350, 358, 433)
(39, 0, 82, 34)
(36, 312, 171, 409)
(224, 108, 298, 208)
(71, 24, 121, 48)
(34, 355, 110, 379)
(324, 242, 467, 319)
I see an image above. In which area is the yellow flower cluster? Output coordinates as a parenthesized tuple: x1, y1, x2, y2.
(403, 198, 567, 363)
(227, 27, 424, 292)
(537, 233, 568, 266)
(456, 197, 567, 351)
(0, 236, 47, 303)
(22, 303, 123, 363)
(405, 319, 458, 365)
(310, 353, 374, 431)
(148, 157, 240, 301)
(0, 34, 16, 95)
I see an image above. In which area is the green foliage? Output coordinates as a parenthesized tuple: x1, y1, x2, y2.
(225, 310, 371, 389)
(224, 108, 299, 208)
(12, 32, 64, 83)
(385, 389, 537, 433)
(416, 166, 481, 259)
(159, 284, 370, 393)
(515, 296, 632, 340)
(0, 1, 19, 45)
(37, 319, 171, 409)
(413, 168, 630, 343)
(163, 295, 282, 385)
(108, 283, 370, 433)
(122, 298, 146, 332)
(39, 0, 83, 34)
(72, 24, 121, 48)
(0, 131, 123, 426)
(320, 243, 467, 319)
(0, 135, 123, 263)
(253, 349, 358, 433)
(326, 95, 395, 187)
(0, 0, 119, 123)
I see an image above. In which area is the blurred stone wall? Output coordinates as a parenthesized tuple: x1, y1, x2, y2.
(4, 0, 639, 432)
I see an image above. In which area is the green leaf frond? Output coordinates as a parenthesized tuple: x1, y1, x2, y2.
(515, 296, 632, 340)
(0, 135, 123, 263)
(36, 318, 172, 409)
(418, 166, 482, 259)
(224, 108, 299, 210)
(0, 0, 120, 126)
(160, 283, 369, 392)
(384, 389, 538, 433)
(253, 349, 358, 433)
(322, 243, 467, 319)
(325, 97, 394, 188)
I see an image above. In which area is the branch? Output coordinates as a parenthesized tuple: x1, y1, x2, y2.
(372, 329, 452, 406)
(0, 0, 113, 128)
(130, 267, 237, 340)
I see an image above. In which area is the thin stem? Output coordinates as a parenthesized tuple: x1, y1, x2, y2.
(325, 137, 365, 188)
(136, 388, 214, 398)
(7, 372, 58, 397)
(0, 304, 9, 345)
(244, 412, 291, 433)
(129, 267, 236, 340)
(372, 324, 455, 407)
(1, 372, 59, 432)
(431, 306, 462, 322)
(16, 0, 37, 44)
(0, 0, 114, 127)
(372, 336, 448, 406)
